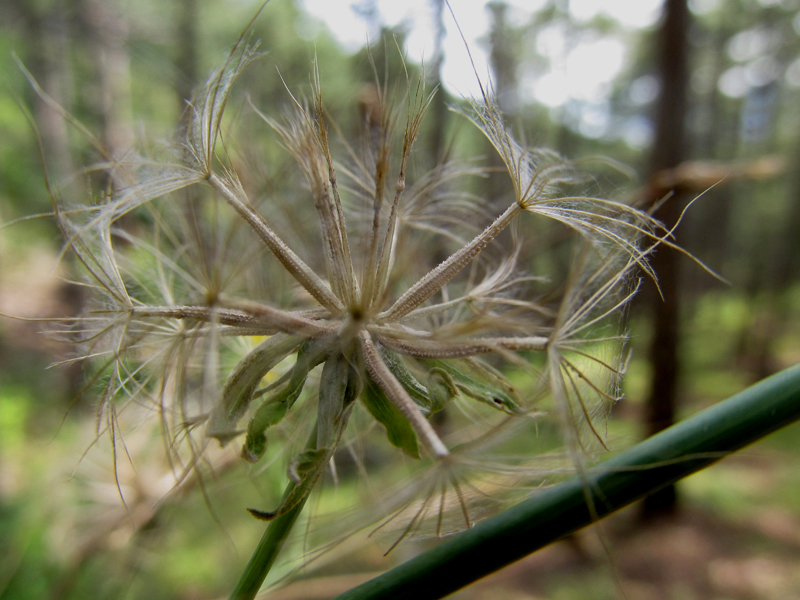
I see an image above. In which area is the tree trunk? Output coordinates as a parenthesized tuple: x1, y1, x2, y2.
(426, 0, 447, 164)
(641, 0, 691, 519)
(82, 0, 134, 165)
(21, 0, 76, 193)
(485, 1, 518, 207)
(175, 0, 200, 113)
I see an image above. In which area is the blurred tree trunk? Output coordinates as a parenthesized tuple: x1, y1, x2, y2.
(641, 0, 691, 519)
(425, 0, 452, 283)
(81, 0, 134, 168)
(426, 0, 447, 163)
(550, 0, 579, 157)
(739, 96, 796, 382)
(683, 21, 732, 278)
(486, 0, 518, 206)
(20, 0, 76, 192)
(775, 139, 800, 294)
(175, 0, 200, 113)
(488, 1, 517, 115)
(18, 0, 88, 401)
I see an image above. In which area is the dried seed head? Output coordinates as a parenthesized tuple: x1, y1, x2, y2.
(37, 26, 656, 554)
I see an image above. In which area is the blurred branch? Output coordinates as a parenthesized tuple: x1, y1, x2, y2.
(639, 155, 785, 206)
(51, 448, 241, 600)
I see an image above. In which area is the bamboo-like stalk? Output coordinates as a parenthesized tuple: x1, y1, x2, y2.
(334, 362, 800, 600)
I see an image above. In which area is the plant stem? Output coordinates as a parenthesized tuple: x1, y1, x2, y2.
(230, 428, 321, 600)
(229, 484, 309, 600)
(334, 362, 800, 600)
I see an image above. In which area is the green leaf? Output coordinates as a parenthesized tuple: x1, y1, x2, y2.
(208, 333, 300, 444)
(317, 352, 362, 449)
(379, 348, 435, 415)
(422, 357, 526, 415)
(361, 377, 421, 459)
(424, 368, 459, 413)
(243, 338, 330, 463)
(247, 441, 329, 522)
(233, 354, 362, 599)
(248, 352, 361, 518)
(288, 448, 330, 482)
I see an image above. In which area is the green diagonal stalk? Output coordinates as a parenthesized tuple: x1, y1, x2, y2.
(229, 428, 315, 600)
(335, 362, 800, 600)
(229, 485, 309, 600)
(231, 351, 360, 600)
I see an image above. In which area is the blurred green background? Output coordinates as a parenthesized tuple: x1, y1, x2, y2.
(2, 0, 800, 598)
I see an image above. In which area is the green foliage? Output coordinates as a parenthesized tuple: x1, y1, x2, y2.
(362, 375, 421, 459)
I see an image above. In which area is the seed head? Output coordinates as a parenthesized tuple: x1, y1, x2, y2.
(47, 35, 659, 544)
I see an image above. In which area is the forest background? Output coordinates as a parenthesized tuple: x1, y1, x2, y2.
(1, 0, 800, 598)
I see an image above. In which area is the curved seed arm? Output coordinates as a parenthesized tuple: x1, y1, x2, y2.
(369, 78, 437, 309)
(334, 362, 800, 600)
(379, 202, 522, 322)
(358, 331, 449, 459)
(132, 304, 332, 337)
(375, 334, 548, 359)
(208, 172, 344, 313)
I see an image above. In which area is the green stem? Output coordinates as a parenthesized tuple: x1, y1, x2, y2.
(229, 489, 308, 600)
(334, 362, 800, 600)
(229, 430, 318, 600)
